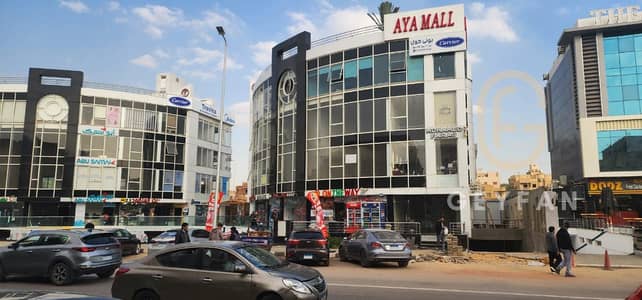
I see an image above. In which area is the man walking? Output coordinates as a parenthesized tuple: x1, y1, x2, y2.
(435, 217, 447, 252)
(546, 226, 562, 273)
(556, 222, 576, 277)
(175, 223, 191, 244)
(210, 222, 224, 240)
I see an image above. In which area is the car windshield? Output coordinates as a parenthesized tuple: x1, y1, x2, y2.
(291, 231, 324, 240)
(371, 231, 404, 240)
(235, 246, 284, 268)
(157, 231, 177, 239)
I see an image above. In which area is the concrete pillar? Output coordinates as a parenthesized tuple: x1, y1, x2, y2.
(74, 203, 86, 227)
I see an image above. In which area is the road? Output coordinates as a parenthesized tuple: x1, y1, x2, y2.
(1, 256, 639, 300)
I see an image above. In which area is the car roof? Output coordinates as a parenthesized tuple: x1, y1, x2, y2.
(156, 241, 250, 252)
(28, 229, 111, 237)
(362, 229, 397, 232)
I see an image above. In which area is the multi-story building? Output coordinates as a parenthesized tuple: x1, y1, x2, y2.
(476, 169, 506, 200)
(545, 6, 642, 220)
(250, 4, 477, 238)
(0, 68, 233, 226)
(507, 164, 552, 191)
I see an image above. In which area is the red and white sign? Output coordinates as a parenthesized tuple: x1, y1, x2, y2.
(384, 4, 465, 40)
(306, 191, 328, 238)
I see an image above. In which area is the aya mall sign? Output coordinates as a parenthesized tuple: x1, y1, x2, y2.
(384, 4, 465, 41)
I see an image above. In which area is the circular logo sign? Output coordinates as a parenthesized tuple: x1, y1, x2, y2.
(169, 96, 191, 107)
(278, 70, 297, 105)
(181, 88, 190, 97)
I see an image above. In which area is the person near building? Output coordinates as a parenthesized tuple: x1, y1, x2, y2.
(229, 226, 241, 241)
(175, 223, 191, 244)
(546, 226, 562, 273)
(209, 223, 224, 240)
(435, 217, 447, 252)
(84, 222, 95, 232)
(556, 222, 576, 277)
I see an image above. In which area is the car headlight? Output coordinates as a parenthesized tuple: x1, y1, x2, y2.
(283, 278, 311, 294)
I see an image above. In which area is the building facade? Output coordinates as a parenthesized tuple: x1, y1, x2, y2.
(250, 4, 477, 238)
(545, 6, 642, 221)
(0, 68, 233, 226)
(476, 169, 506, 200)
(507, 164, 552, 191)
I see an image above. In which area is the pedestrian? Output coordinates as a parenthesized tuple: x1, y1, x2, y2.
(546, 226, 562, 273)
(556, 222, 576, 277)
(175, 222, 191, 244)
(229, 226, 241, 241)
(435, 217, 447, 252)
(84, 222, 95, 232)
(210, 222, 224, 240)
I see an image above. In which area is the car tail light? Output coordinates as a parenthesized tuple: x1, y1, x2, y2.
(370, 242, 383, 249)
(73, 247, 96, 252)
(287, 239, 300, 247)
(318, 239, 328, 248)
(404, 243, 410, 250)
(115, 267, 130, 277)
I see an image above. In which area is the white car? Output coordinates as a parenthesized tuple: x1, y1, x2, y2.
(147, 228, 210, 254)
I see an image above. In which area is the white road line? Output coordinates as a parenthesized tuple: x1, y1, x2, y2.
(327, 283, 622, 300)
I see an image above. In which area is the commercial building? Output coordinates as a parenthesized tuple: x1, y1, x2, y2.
(507, 164, 552, 191)
(545, 6, 642, 223)
(0, 68, 234, 226)
(476, 169, 506, 200)
(249, 4, 477, 238)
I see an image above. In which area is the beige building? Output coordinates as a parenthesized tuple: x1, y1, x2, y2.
(508, 164, 552, 191)
(476, 170, 506, 200)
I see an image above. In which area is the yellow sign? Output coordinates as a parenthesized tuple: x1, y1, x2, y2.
(588, 179, 642, 195)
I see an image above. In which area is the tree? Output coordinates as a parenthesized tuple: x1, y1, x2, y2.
(368, 1, 399, 30)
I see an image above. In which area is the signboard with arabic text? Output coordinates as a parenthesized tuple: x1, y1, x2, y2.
(409, 31, 466, 56)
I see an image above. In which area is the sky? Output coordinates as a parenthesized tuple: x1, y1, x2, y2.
(0, 0, 638, 187)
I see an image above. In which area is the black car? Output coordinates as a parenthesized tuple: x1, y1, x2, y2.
(286, 230, 329, 266)
(105, 228, 141, 256)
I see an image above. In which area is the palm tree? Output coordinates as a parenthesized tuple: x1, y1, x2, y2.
(368, 1, 400, 30)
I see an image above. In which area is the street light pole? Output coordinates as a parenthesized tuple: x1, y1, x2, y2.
(213, 26, 227, 228)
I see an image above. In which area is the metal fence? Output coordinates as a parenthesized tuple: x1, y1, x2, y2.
(561, 217, 635, 235)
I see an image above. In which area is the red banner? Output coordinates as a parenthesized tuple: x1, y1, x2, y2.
(205, 192, 215, 232)
(306, 191, 328, 238)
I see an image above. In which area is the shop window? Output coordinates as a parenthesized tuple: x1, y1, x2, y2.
(359, 101, 373, 132)
(434, 52, 455, 79)
(434, 92, 457, 128)
(408, 141, 425, 175)
(391, 142, 407, 176)
(359, 57, 373, 87)
(344, 146, 358, 177)
(359, 144, 373, 177)
(319, 66, 330, 96)
(390, 96, 407, 130)
(344, 103, 357, 134)
(407, 94, 425, 129)
(307, 69, 318, 98)
(374, 54, 389, 85)
(436, 139, 458, 175)
(344, 60, 358, 90)
(407, 55, 424, 82)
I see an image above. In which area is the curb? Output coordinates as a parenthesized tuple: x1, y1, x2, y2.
(576, 263, 642, 269)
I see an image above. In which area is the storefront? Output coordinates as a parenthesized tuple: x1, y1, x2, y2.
(586, 178, 642, 226)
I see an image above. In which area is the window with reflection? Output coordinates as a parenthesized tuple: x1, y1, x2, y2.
(434, 92, 456, 127)
(436, 139, 458, 175)
(434, 52, 455, 79)
(359, 57, 373, 87)
(598, 129, 642, 171)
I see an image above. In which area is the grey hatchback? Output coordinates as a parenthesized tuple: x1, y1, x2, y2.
(112, 241, 327, 300)
(338, 229, 411, 268)
(0, 230, 122, 285)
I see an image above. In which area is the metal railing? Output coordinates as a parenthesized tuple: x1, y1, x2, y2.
(311, 25, 381, 48)
(561, 217, 635, 236)
(0, 76, 27, 84)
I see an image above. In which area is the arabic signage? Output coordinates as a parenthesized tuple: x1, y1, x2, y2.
(588, 178, 642, 195)
(0, 196, 17, 203)
(427, 127, 466, 139)
(76, 157, 117, 167)
(79, 125, 118, 137)
(409, 31, 467, 56)
(384, 4, 465, 40)
(120, 197, 161, 204)
(578, 6, 642, 27)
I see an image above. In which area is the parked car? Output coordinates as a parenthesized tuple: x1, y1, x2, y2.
(147, 228, 210, 254)
(105, 228, 142, 256)
(112, 241, 327, 300)
(0, 230, 122, 285)
(286, 230, 329, 266)
(338, 229, 411, 268)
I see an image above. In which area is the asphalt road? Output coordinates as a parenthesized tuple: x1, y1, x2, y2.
(1, 257, 640, 300)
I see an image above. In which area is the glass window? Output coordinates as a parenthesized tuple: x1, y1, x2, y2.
(374, 54, 389, 85)
(307, 109, 317, 138)
(318, 148, 329, 179)
(331, 63, 343, 82)
(319, 67, 330, 95)
(436, 139, 458, 175)
(307, 150, 317, 179)
(407, 55, 424, 82)
(390, 96, 406, 130)
(391, 142, 407, 176)
(434, 52, 455, 79)
(407, 94, 424, 129)
(156, 248, 200, 269)
(344, 146, 357, 177)
(604, 34, 642, 116)
(318, 107, 329, 137)
(359, 144, 373, 177)
(374, 144, 387, 176)
(331, 105, 343, 135)
(359, 57, 373, 87)
(0, 133, 10, 155)
(93, 106, 106, 126)
(390, 52, 406, 71)
(344, 60, 358, 90)
(201, 248, 244, 273)
(359, 101, 373, 132)
(344, 103, 357, 134)
(598, 130, 642, 172)
(331, 147, 343, 178)
(17, 235, 42, 247)
(81, 105, 93, 125)
(374, 98, 387, 131)
(434, 92, 457, 127)
(307, 70, 318, 98)
(408, 141, 425, 175)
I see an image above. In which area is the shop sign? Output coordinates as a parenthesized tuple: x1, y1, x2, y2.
(588, 178, 642, 195)
(311, 209, 334, 218)
(272, 192, 296, 198)
(409, 31, 466, 56)
(306, 191, 328, 238)
(224, 113, 236, 124)
(120, 197, 160, 204)
(169, 96, 191, 107)
(199, 102, 219, 119)
(79, 125, 118, 137)
(427, 127, 465, 139)
(314, 188, 361, 198)
(74, 193, 115, 203)
(578, 6, 642, 27)
(384, 4, 465, 40)
(76, 157, 117, 167)
(0, 196, 17, 203)
(254, 194, 271, 201)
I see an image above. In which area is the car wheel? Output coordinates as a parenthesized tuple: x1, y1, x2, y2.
(259, 292, 282, 300)
(134, 289, 160, 300)
(97, 269, 114, 279)
(398, 261, 409, 268)
(359, 250, 371, 268)
(49, 262, 75, 286)
(338, 247, 348, 262)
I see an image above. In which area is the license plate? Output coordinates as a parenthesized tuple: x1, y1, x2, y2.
(385, 245, 402, 251)
(304, 254, 313, 260)
(100, 255, 112, 261)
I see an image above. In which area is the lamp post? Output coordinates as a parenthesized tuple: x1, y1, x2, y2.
(212, 26, 227, 228)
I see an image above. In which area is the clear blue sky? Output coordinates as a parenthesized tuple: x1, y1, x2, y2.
(1, 0, 636, 186)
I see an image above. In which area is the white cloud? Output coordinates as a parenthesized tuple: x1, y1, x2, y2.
(286, 6, 375, 40)
(130, 54, 157, 68)
(287, 12, 318, 36)
(132, 5, 182, 39)
(107, 1, 120, 11)
(178, 47, 222, 66)
(467, 3, 518, 43)
(218, 57, 244, 71)
(468, 52, 482, 64)
(154, 49, 170, 59)
(59, 0, 89, 13)
(228, 101, 250, 127)
(250, 41, 276, 67)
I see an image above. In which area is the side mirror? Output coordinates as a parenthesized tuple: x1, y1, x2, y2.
(234, 264, 248, 273)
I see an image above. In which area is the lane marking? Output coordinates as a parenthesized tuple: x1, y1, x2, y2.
(327, 283, 622, 300)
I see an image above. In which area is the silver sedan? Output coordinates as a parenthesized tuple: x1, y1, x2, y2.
(338, 229, 412, 268)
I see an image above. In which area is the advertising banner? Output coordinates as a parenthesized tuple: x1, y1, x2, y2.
(409, 31, 466, 56)
(384, 4, 465, 41)
(76, 157, 117, 167)
(306, 191, 328, 238)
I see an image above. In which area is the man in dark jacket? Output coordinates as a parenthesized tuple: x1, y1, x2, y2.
(556, 222, 576, 277)
(175, 223, 191, 244)
(546, 226, 561, 273)
(435, 217, 446, 252)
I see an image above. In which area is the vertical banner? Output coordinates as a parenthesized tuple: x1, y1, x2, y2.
(107, 106, 120, 127)
(205, 192, 215, 232)
(306, 191, 328, 238)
